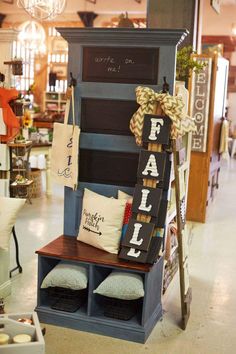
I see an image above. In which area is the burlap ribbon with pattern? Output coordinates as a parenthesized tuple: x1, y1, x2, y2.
(130, 86, 196, 145)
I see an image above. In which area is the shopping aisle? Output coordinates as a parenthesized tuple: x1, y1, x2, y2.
(5, 160, 236, 354)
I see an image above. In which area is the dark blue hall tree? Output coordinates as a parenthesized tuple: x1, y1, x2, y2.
(35, 28, 187, 343)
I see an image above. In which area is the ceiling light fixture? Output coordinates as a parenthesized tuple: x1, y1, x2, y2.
(18, 21, 46, 54)
(17, 0, 66, 21)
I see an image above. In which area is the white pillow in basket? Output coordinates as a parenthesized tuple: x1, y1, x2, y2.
(0, 197, 25, 250)
(77, 189, 126, 254)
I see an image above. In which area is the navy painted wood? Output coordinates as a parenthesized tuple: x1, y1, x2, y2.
(80, 133, 139, 153)
(36, 306, 147, 343)
(57, 29, 186, 236)
(142, 257, 164, 325)
(88, 266, 111, 316)
(36, 253, 164, 343)
(36, 28, 187, 343)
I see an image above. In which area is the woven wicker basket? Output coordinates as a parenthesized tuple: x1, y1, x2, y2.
(28, 168, 42, 198)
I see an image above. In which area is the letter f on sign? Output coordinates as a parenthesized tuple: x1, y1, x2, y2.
(149, 118, 164, 141)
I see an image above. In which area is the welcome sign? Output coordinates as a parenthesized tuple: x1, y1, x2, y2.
(189, 56, 212, 153)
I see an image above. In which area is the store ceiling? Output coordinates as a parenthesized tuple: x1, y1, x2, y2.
(0, 0, 147, 15)
(1, 0, 236, 16)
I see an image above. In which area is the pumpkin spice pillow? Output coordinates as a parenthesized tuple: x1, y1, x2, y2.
(77, 189, 126, 254)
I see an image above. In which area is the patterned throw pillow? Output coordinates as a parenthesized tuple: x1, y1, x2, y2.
(77, 189, 126, 254)
(93, 271, 145, 300)
(41, 261, 88, 290)
(118, 190, 133, 240)
(121, 202, 132, 240)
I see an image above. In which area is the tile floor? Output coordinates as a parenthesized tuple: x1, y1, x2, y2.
(4, 159, 236, 354)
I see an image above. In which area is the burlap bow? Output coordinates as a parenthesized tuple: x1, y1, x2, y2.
(130, 86, 196, 145)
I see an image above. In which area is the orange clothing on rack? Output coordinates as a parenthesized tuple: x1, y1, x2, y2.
(0, 87, 20, 142)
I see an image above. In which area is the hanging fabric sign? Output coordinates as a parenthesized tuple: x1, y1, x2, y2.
(51, 87, 80, 190)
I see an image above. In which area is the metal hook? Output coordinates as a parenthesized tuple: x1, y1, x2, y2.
(162, 76, 169, 93)
(69, 72, 77, 87)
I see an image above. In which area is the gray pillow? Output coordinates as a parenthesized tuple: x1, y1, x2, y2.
(93, 271, 144, 300)
(41, 262, 88, 290)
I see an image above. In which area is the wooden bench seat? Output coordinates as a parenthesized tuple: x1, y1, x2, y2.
(36, 235, 153, 272)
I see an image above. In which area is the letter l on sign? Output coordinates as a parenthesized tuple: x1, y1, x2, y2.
(129, 223, 143, 246)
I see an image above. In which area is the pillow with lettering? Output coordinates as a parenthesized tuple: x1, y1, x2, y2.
(77, 189, 126, 254)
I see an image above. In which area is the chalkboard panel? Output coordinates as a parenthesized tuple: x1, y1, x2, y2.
(79, 149, 139, 187)
(82, 46, 159, 84)
(81, 98, 139, 135)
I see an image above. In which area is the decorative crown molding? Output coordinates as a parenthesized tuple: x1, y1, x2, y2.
(57, 28, 188, 47)
(0, 29, 18, 42)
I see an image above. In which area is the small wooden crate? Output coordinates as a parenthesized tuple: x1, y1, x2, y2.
(0, 312, 45, 354)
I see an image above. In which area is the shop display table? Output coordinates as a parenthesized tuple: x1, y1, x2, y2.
(35, 235, 163, 343)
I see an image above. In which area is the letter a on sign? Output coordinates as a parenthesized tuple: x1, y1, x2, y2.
(142, 154, 159, 177)
(137, 150, 166, 181)
(142, 114, 172, 145)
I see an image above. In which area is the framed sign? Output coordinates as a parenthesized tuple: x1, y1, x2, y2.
(189, 56, 212, 152)
(82, 46, 159, 84)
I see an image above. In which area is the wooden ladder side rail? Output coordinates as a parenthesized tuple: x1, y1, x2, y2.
(172, 134, 192, 330)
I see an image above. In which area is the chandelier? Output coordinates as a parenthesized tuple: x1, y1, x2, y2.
(17, 0, 67, 21)
(18, 21, 46, 54)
